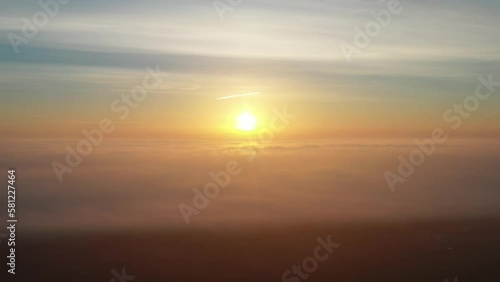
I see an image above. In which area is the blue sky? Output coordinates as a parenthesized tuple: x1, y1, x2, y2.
(0, 0, 499, 139)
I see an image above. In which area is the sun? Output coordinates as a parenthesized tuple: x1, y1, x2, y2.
(236, 112, 257, 131)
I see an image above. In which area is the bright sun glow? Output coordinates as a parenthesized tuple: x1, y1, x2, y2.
(236, 112, 257, 131)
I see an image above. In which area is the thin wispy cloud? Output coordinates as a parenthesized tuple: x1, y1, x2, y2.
(216, 91, 262, 100)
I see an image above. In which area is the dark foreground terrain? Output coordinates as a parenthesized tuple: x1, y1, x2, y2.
(2, 219, 500, 282)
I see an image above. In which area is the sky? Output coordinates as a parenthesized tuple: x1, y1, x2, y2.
(0, 0, 500, 231)
(0, 0, 499, 140)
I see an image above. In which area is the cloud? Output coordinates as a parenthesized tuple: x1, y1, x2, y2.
(2, 139, 500, 230)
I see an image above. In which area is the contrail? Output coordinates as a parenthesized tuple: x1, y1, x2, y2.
(216, 91, 262, 100)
